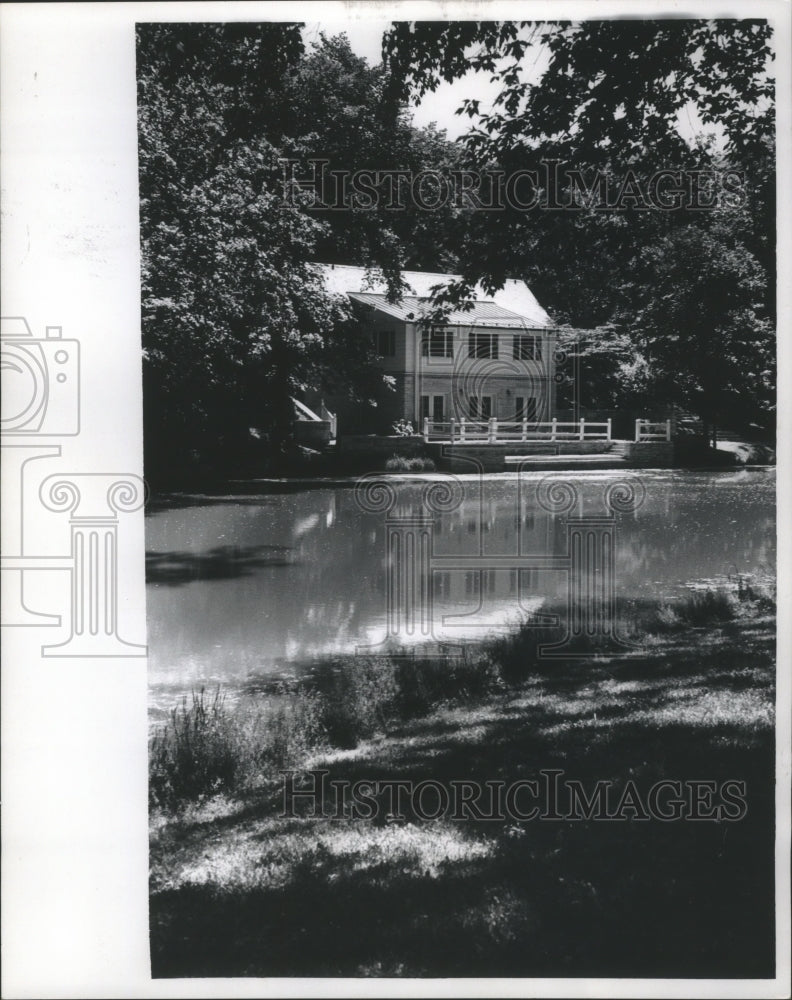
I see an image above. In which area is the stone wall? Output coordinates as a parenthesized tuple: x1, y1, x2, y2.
(621, 441, 674, 467)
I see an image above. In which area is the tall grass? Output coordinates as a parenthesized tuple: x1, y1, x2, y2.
(149, 687, 326, 808)
(150, 587, 771, 809)
(652, 588, 738, 632)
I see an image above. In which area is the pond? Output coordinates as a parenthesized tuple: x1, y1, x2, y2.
(146, 468, 775, 717)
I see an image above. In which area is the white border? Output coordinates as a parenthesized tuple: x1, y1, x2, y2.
(1, 2, 789, 997)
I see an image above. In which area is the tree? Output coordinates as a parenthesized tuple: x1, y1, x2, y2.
(384, 20, 773, 166)
(630, 217, 774, 443)
(137, 24, 391, 478)
(381, 19, 775, 434)
(279, 33, 466, 280)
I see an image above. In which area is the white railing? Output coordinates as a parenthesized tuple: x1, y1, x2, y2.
(635, 419, 671, 442)
(423, 417, 612, 443)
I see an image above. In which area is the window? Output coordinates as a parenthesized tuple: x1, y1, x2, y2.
(468, 332, 498, 359)
(513, 334, 542, 361)
(376, 328, 396, 357)
(422, 327, 454, 358)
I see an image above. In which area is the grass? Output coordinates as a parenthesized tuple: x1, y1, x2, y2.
(149, 584, 773, 809)
(149, 587, 776, 978)
(150, 654, 505, 808)
(149, 686, 326, 809)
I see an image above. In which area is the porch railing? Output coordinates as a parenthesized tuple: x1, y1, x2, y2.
(635, 419, 671, 442)
(422, 417, 612, 443)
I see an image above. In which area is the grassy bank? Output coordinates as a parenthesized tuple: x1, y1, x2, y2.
(150, 584, 776, 977)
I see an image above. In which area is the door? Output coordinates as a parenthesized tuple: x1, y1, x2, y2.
(470, 395, 493, 419)
(515, 396, 537, 421)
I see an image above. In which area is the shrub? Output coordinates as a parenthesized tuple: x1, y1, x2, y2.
(310, 657, 401, 748)
(486, 623, 563, 684)
(384, 455, 436, 472)
(394, 653, 502, 715)
(149, 688, 238, 807)
(655, 589, 738, 630)
(149, 686, 326, 808)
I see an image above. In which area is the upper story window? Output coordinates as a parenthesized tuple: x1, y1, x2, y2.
(468, 332, 499, 359)
(513, 334, 542, 361)
(376, 328, 396, 357)
(422, 326, 454, 358)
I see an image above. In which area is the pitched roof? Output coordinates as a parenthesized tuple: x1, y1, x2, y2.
(313, 263, 553, 328)
(347, 293, 536, 328)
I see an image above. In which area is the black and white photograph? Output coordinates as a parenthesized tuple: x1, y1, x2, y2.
(1, 1, 790, 996)
(141, 8, 780, 982)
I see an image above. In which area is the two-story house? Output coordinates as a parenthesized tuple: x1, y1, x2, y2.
(316, 264, 557, 435)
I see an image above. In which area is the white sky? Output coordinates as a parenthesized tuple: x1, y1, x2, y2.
(303, 19, 506, 139)
(303, 18, 747, 149)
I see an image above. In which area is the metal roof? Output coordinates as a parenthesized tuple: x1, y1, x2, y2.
(347, 293, 541, 328)
(314, 263, 553, 328)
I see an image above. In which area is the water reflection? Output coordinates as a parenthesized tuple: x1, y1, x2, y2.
(146, 470, 775, 710)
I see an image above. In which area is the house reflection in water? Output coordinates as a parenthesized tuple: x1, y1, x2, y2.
(145, 471, 775, 706)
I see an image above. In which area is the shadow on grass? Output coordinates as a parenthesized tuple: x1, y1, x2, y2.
(150, 610, 775, 979)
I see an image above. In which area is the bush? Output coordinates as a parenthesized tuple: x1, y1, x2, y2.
(486, 623, 564, 685)
(394, 653, 502, 715)
(384, 455, 436, 472)
(310, 657, 400, 748)
(651, 588, 738, 632)
(149, 686, 326, 808)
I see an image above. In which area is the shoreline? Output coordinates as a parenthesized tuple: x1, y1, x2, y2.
(149, 590, 776, 978)
(145, 464, 776, 501)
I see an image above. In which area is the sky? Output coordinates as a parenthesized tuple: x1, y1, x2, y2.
(303, 18, 736, 150)
(302, 19, 507, 139)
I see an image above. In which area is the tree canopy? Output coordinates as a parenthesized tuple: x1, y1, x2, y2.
(137, 24, 463, 477)
(137, 18, 776, 478)
(382, 19, 776, 435)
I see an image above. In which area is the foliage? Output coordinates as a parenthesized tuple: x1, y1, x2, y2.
(384, 20, 774, 165)
(137, 26, 472, 478)
(281, 33, 466, 278)
(382, 20, 776, 435)
(630, 215, 774, 436)
(384, 455, 436, 471)
(149, 686, 327, 808)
